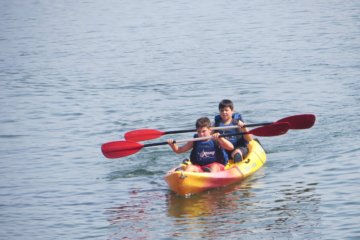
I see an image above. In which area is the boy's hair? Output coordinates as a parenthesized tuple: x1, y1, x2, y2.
(218, 99, 234, 110)
(195, 117, 212, 129)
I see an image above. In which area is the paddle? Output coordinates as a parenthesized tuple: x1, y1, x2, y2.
(124, 114, 316, 141)
(102, 122, 290, 159)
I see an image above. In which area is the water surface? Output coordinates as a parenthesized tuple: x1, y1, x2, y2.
(1, 0, 359, 239)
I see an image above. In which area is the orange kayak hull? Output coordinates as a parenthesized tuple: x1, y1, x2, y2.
(164, 140, 267, 196)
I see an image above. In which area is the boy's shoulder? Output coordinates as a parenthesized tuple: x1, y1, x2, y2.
(232, 112, 242, 120)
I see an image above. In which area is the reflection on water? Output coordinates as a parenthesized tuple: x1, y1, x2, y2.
(105, 189, 161, 240)
(104, 179, 257, 239)
(106, 204, 149, 240)
(164, 179, 321, 239)
(166, 179, 256, 218)
(165, 179, 260, 239)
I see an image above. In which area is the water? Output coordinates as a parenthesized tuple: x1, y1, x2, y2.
(1, 0, 359, 239)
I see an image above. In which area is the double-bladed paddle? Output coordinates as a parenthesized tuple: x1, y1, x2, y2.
(102, 122, 290, 159)
(124, 114, 316, 142)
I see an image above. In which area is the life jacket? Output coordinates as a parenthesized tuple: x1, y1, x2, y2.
(214, 113, 248, 149)
(190, 135, 229, 166)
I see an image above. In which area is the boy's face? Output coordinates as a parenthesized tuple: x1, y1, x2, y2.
(197, 127, 212, 137)
(220, 107, 233, 121)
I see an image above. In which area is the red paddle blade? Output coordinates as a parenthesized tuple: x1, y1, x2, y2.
(101, 141, 144, 158)
(124, 129, 165, 141)
(250, 122, 290, 136)
(277, 114, 316, 129)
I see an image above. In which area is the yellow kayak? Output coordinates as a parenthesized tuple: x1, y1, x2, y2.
(164, 139, 266, 196)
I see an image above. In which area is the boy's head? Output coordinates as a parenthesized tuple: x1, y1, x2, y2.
(195, 117, 212, 137)
(218, 99, 234, 111)
(195, 117, 211, 129)
(218, 99, 235, 122)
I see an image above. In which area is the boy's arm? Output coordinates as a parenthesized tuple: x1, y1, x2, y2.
(167, 140, 193, 154)
(213, 133, 234, 151)
(238, 120, 253, 142)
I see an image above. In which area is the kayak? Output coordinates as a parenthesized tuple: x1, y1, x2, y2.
(164, 139, 266, 196)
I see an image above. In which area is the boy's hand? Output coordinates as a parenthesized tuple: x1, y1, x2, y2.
(212, 132, 221, 140)
(167, 139, 175, 145)
(238, 120, 249, 132)
(237, 120, 245, 128)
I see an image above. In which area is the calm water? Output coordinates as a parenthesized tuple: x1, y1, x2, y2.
(1, 0, 359, 239)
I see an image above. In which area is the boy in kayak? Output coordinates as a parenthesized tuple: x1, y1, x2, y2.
(167, 117, 233, 172)
(214, 99, 253, 162)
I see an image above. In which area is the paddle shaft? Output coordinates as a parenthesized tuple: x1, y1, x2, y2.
(162, 122, 273, 135)
(142, 131, 254, 148)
